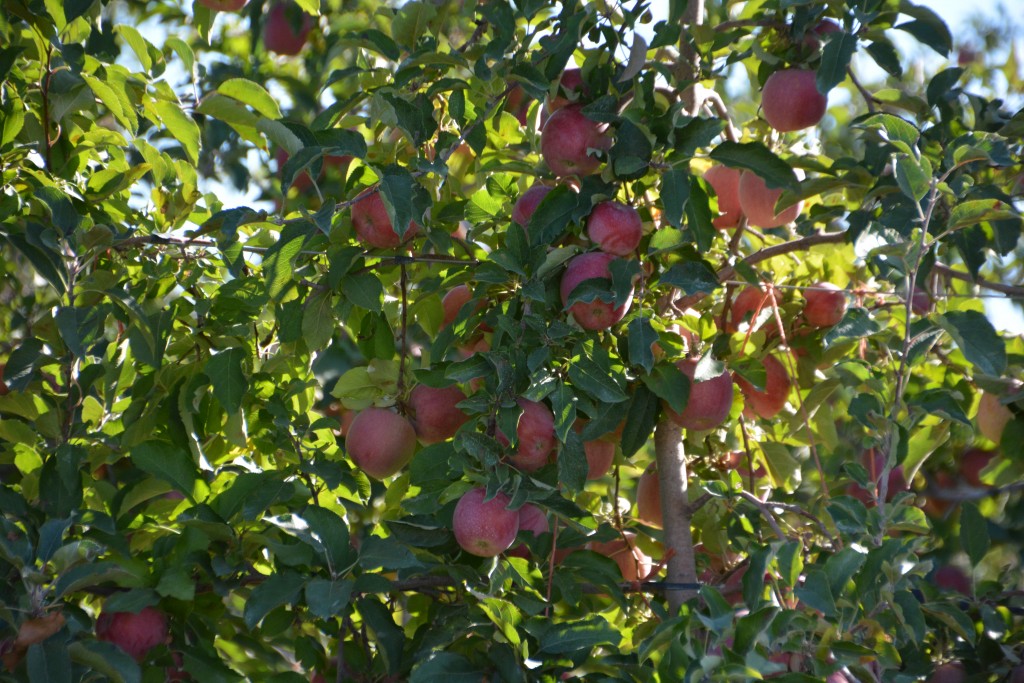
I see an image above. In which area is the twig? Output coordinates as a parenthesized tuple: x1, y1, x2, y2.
(736, 490, 786, 540)
(848, 68, 878, 114)
(931, 263, 1024, 298)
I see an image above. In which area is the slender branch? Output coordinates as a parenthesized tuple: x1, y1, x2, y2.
(848, 68, 878, 114)
(736, 491, 786, 540)
(931, 263, 1024, 298)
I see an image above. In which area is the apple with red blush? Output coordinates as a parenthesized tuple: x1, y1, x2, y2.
(263, 2, 314, 56)
(664, 357, 734, 431)
(587, 531, 652, 582)
(351, 190, 420, 249)
(541, 104, 611, 177)
(560, 252, 633, 331)
(586, 200, 643, 256)
(735, 354, 791, 420)
(761, 68, 828, 132)
(408, 384, 469, 444)
(738, 171, 804, 228)
(803, 282, 847, 328)
(95, 606, 168, 662)
(345, 407, 418, 479)
(703, 165, 744, 229)
(198, 0, 247, 11)
(452, 487, 519, 557)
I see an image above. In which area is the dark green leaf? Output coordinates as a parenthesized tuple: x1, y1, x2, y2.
(660, 259, 720, 295)
(824, 547, 867, 596)
(67, 641, 141, 683)
(205, 347, 248, 414)
(568, 356, 627, 403)
(411, 652, 486, 681)
(610, 119, 653, 181)
(378, 165, 431, 241)
(822, 307, 881, 346)
(35, 187, 80, 236)
(959, 502, 989, 566)
(641, 362, 688, 414)
(300, 506, 354, 570)
(893, 590, 926, 643)
(243, 571, 305, 629)
(794, 567, 837, 617)
(357, 598, 405, 673)
(895, 11, 952, 57)
(529, 184, 578, 245)
(4, 337, 44, 390)
(628, 318, 658, 372)
(860, 113, 920, 154)
(660, 169, 689, 229)
(131, 441, 197, 498)
(709, 142, 799, 191)
(865, 40, 903, 77)
(685, 175, 715, 253)
(910, 389, 970, 425)
(559, 429, 587, 493)
(817, 32, 858, 93)
(537, 616, 621, 655)
(28, 638, 72, 683)
(4, 232, 68, 294)
(340, 272, 383, 311)
(938, 310, 1006, 376)
(946, 198, 1017, 231)
(894, 155, 930, 202)
(621, 385, 659, 458)
(304, 578, 354, 620)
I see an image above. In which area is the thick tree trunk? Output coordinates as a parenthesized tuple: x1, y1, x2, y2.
(654, 420, 698, 614)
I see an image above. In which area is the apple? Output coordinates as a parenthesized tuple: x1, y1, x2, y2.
(959, 448, 995, 487)
(738, 171, 804, 228)
(263, 2, 314, 56)
(559, 252, 633, 331)
(502, 399, 557, 472)
(351, 190, 419, 249)
(408, 384, 469, 444)
(976, 390, 1013, 444)
(847, 449, 908, 505)
(926, 662, 966, 683)
(664, 357, 735, 431)
(934, 565, 971, 595)
(512, 184, 553, 227)
(0, 364, 7, 396)
(96, 607, 168, 661)
(441, 284, 488, 329)
(452, 487, 519, 557)
(1010, 665, 1024, 683)
(586, 201, 643, 256)
(198, 0, 247, 11)
(704, 165, 744, 229)
(802, 19, 841, 51)
(583, 438, 615, 480)
(911, 289, 933, 315)
(761, 68, 828, 132)
(540, 104, 611, 177)
(635, 463, 662, 528)
(588, 531, 652, 582)
(803, 282, 847, 327)
(508, 503, 550, 559)
(727, 285, 779, 333)
(345, 407, 418, 479)
(276, 148, 352, 194)
(546, 68, 590, 112)
(735, 354, 791, 420)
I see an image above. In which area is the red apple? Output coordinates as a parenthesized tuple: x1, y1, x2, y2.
(761, 68, 828, 132)
(345, 407, 418, 479)
(738, 171, 804, 229)
(704, 165, 744, 229)
(506, 85, 532, 126)
(508, 503, 550, 559)
(927, 662, 966, 683)
(198, 0, 247, 11)
(96, 607, 168, 662)
(847, 449, 908, 505)
(583, 438, 615, 480)
(959, 448, 995, 487)
(276, 148, 352, 194)
(911, 289, 933, 315)
(408, 384, 469, 444)
(541, 104, 611, 177)
(803, 282, 847, 327)
(586, 201, 643, 256)
(664, 357, 734, 431)
(0, 364, 7, 396)
(559, 252, 633, 331)
(503, 399, 557, 473)
(803, 19, 842, 51)
(735, 354, 791, 420)
(977, 391, 1013, 444)
(452, 487, 519, 557)
(351, 191, 419, 249)
(635, 463, 662, 528)
(512, 184, 553, 227)
(588, 531, 652, 582)
(934, 565, 971, 595)
(441, 284, 489, 330)
(263, 2, 314, 56)
(546, 68, 590, 112)
(727, 285, 779, 333)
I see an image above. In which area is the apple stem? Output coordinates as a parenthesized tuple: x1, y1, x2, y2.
(653, 420, 699, 614)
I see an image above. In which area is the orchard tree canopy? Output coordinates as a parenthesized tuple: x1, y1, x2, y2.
(2, 0, 1024, 681)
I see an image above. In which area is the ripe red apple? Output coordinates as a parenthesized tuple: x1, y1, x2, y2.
(583, 438, 615, 480)
(441, 284, 489, 331)
(664, 357, 734, 431)
(704, 165, 744, 229)
(761, 68, 828, 132)
(738, 171, 804, 228)
(546, 68, 589, 112)
(586, 201, 642, 256)
(505, 85, 532, 126)
(934, 565, 971, 595)
(727, 285, 779, 333)
(345, 407, 417, 479)
(198, 0, 247, 11)
(263, 2, 314, 56)
(408, 384, 469, 444)
(977, 391, 1013, 444)
(452, 487, 519, 557)
(540, 104, 611, 177)
(847, 449, 908, 505)
(503, 399, 557, 472)
(911, 289, 933, 315)
(588, 531, 652, 582)
(351, 191, 419, 249)
(959, 448, 995, 487)
(96, 607, 168, 661)
(735, 354, 791, 420)
(559, 252, 633, 331)
(927, 662, 966, 683)
(635, 463, 662, 528)
(803, 282, 847, 327)
(802, 19, 841, 51)
(508, 503, 550, 559)
(512, 184, 553, 227)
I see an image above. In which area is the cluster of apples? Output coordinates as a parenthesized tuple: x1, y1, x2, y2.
(196, 0, 313, 56)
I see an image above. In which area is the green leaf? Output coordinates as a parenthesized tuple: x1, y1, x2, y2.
(641, 362, 688, 414)
(660, 259, 720, 296)
(938, 310, 1006, 376)
(817, 31, 858, 93)
(559, 429, 587, 494)
(357, 598, 405, 673)
(300, 506, 354, 570)
(568, 356, 627, 404)
(378, 165, 430, 240)
(628, 318, 658, 373)
(760, 442, 801, 493)
(709, 142, 799, 191)
(685, 175, 715, 253)
(151, 99, 201, 164)
(301, 290, 336, 351)
(211, 472, 286, 521)
(824, 547, 867, 595)
(894, 154, 930, 202)
(660, 168, 689, 229)
(411, 652, 486, 682)
(895, 5, 952, 56)
(131, 441, 198, 498)
(946, 198, 1018, 231)
(959, 502, 989, 566)
(537, 616, 621, 655)
(609, 119, 653, 181)
(35, 186, 80, 237)
(894, 590, 926, 643)
(621, 385, 659, 458)
(860, 113, 920, 154)
(392, 1, 437, 48)
(305, 578, 354, 620)
(865, 40, 903, 77)
(55, 561, 144, 598)
(205, 347, 248, 414)
(115, 25, 154, 72)
(4, 231, 68, 295)
(67, 642, 141, 683)
(776, 540, 803, 588)
(479, 597, 522, 648)
(794, 567, 837, 617)
(823, 307, 881, 346)
(218, 78, 283, 119)
(529, 184, 578, 245)
(156, 566, 195, 601)
(28, 638, 71, 683)
(293, 0, 319, 14)
(243, 571, 305, 629)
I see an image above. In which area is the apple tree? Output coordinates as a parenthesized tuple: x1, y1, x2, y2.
(1, 0, 1023, 681)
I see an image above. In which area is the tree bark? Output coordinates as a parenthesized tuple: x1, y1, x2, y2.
(654, 420, 698, 614)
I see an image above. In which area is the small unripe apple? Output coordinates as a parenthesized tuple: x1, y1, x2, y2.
(664, 358, 734, 431)
(926, 662, 966, 683)
(586, 201, 643, 256)
(198, 0, 247, 11)
(546, 68, 590, 112)
(976, 391, 1013, 444)
(96, 607, 168, 662)
(263, 2, 314, 56)
(727, 286, 779, 333)
(345, 407, 417, 479)
(408, 384, 469, 444)
(452, 487, 519, 557)
(704, 165, 744, 229)
(587, 531, 652, 582)
(738, 171, 804, 228)
(560, 252, 633, 331)
(635, 463, 662, 528)
(512, 184, 553, 227)
(803, 282, 847, 327)
(504, 399, 557, 472)
(735, 354, 791, 420)
(541, 104, 611, 177)
(351, 191, 419, 249)
(508, 503, 550, 559)
(761, 68, 828, 132)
